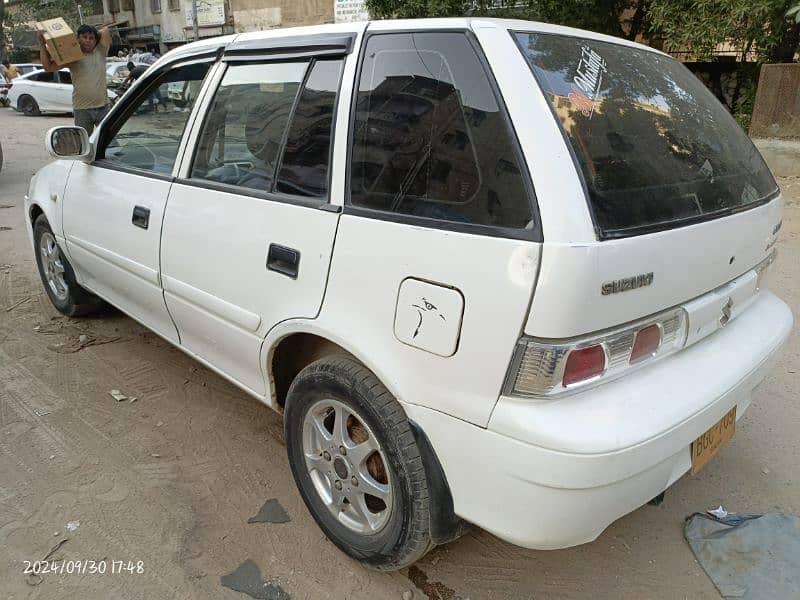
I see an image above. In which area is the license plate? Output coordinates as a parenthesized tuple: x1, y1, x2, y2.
(691, 406, 736, 475)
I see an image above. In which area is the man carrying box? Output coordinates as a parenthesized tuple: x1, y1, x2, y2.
(38, 24, 112, 136)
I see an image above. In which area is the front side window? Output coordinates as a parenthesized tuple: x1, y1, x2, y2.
(102, 62, 210, 174)
(515, 32, 778, 237)
(190, 61, 311, 195)
(349, 32, 533, 230)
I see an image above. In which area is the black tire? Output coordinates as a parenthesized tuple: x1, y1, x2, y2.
(18, 94, 41, 116)
(33, 215, 102, 317)
(285, 356, 434, 570)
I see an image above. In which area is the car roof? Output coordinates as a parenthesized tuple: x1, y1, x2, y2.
(153, 17, 667, 68)
(18, 67, 69, 78)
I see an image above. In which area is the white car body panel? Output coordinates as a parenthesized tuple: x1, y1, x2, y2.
(61, 164, 179, 343)
(160, 183, 342, 394)
(9, 69, 115, 114)
(25, 18, 793, 554)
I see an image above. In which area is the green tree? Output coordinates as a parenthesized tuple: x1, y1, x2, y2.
(364, 0, 651, 40)
(2, 0, 92, 60)
(649, 0, 799, 63)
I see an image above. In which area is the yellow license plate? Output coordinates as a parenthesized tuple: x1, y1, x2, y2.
(691, 406, 736, 475)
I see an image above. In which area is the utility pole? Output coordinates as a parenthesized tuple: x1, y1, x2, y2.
(192, 0, 199, 41)
(77, 4, 85, 25)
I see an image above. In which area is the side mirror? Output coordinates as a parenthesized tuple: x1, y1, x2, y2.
(45, 126, 93, 162)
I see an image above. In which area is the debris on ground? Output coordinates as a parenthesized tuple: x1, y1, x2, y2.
(247, 499, 291, 524)
(49, 333, 121, 353)
(407, 565, 457, 600)
(708, 506, 728, 519)
(686, 512, 800, 599)
(66, 521, 80, 532)
(0, 226, 12, 231)
(220, 559, 290, 600)
(5, 296, 31, 312)
(26, 538, 69, 586)
(110, 390, 128, 402)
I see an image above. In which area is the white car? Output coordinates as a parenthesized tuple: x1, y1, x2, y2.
(9, 68, 115, 115)
(26, 19, 793, 570)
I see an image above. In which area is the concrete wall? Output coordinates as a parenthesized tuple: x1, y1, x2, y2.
(230, 0, 333, 33)
(750, 63, 800, 141)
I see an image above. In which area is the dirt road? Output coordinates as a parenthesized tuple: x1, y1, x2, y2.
(1, 108, 798, 600)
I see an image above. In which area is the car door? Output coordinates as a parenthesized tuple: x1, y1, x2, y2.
(55, 70, 74, 112)
(62, 59, 215, 343)
(160, 35, 354, 395)
(28, 71, 59, 110)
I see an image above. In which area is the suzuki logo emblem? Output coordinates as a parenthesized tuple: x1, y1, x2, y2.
(720, 297, 733, 327)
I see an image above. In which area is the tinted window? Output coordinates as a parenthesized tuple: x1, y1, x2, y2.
(349, 33, 533, 229)
(59, 71, 72, 85)
(33, 71, 57, 83)
(515, 32, 778, 237)
(190, 62, 308, 193)
(275, 59, 343, 198)
(103, 63, 209, 174)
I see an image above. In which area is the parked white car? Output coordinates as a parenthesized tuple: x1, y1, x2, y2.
(26, 19, 793, 570)
(9, 68, 116, 115)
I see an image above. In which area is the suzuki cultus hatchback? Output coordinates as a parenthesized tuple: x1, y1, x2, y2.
(27, 18, 792, 569)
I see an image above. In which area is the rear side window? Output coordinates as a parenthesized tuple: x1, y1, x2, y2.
(515, 32, 778, 238)
(349, 32, 533, 230)
(276, 59, 343, 197)
(191, 62, 308, 194)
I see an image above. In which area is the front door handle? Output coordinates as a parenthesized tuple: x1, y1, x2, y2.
(267, 244, 300, 279)
(132, 205, 150, 229)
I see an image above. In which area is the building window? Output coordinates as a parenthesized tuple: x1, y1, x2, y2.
(107, 0, 120, 12)
(169, 0, 180, 10)
(122, 0, 134, 10)
(151, 0, 162, 13)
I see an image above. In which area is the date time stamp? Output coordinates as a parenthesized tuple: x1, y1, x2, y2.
(24, 559, 145, 576)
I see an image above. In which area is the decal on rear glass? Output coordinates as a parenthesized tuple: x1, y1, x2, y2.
(568, 46, 607, 118)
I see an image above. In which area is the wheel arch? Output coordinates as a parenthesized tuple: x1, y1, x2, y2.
(264, 323, 465, 544)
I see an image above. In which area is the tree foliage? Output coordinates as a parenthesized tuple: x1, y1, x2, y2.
(365, 0, 650, 40)
(648, 0, 800, 62)
(1, 0, 83, 59)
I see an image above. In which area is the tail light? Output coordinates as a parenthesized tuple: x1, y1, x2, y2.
(630, 324, 662, 363)
(504, 307, 687, 398)
(563, 345, 606, 386)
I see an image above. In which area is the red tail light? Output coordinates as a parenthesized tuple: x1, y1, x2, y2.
(563, 345, 606, 387)
(630, 324, 661, 364)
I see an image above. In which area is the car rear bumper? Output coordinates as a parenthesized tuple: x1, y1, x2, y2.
(406, 291, 793, 549)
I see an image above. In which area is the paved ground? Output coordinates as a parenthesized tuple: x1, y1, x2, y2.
(0, 107, 798, 600)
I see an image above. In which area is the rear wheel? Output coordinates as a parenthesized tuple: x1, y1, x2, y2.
(285, 356, 434, 570)
(18, 94, 41, 116)
(33, 215, 102, 316)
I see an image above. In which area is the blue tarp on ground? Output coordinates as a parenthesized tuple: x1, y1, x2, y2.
(685, 513, 800, 599)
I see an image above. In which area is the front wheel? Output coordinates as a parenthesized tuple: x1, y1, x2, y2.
(33, 216, 102, 316)
(285, 356, 434, 570)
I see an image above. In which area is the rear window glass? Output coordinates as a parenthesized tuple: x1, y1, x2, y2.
(514, 32, 777, 238)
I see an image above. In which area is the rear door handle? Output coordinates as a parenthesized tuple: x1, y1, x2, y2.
(267, 244, 300, 279)
(132, 205, 150, 229)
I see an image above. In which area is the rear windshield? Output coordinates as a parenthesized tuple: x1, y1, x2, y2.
(514, 32, 778, 238)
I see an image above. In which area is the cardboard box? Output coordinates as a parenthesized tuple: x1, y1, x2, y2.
(36, 18, 84, 66)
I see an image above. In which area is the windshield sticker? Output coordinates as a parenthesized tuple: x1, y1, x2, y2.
(700, 159, 714, 178)
(741, 183, 759, 204)
(569, 46, 607, 119)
